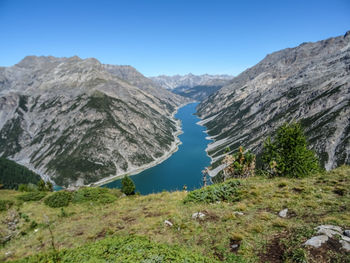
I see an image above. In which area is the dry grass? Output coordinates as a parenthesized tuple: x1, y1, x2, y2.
(0, 166, 349, 262)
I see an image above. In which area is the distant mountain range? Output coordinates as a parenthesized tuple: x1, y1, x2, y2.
(0, 56, 188, 187)
(197, 31, 350, 177)
(151, 74, 233, 101)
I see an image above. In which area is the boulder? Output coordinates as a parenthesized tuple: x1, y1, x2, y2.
(304, 235, 329, 248)
(316, 225, 342, 233)
(340, 240, 350, 251)
(344, 230, 350, 237)
(164, 220, 173, 227)
(192, 212, 206, 219)
(234, 211, 244, 216)
(278, 208, 288, 218)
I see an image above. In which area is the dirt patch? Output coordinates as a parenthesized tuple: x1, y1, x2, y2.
(292, 187, 304, 193)
(229, 238, 241, 253)
(144, 211, 165, 217)
(74, 230, 84, 236)
(202, 210, 220, 221)
(95, 228, 107, 239)
(259, 232, 288, 263)
(333, 187, 346, 196)
(287, 210, 297, 218)
(121, 216, 136, 223)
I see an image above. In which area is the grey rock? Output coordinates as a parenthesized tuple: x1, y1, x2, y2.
(0, 56, 188, 187)
(342, 235, 350, 242)
(340, 240, 350, 251)
(304, 235, 329, 248)
(317, 228, 341, 238)
(164, 220, 173, 227)
(234, 211, 244, 216)
(316, 225, 343, 238)
(278, 208, 288, 218)
(316, 225, 342, 233)
(344, 230, 350, 237)
(197, 31, 350, 177)
(192, 212, 206, 219)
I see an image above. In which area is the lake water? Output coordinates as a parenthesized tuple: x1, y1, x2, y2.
(103, 102, 212, 195)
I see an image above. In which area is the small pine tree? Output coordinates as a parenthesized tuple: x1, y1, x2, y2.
(222, 146, 256, 180)
(121, 176, 136, 195)
(262, 122, 319, 178)
(37, 179, 46, 191)
(46, 182, 53, 192)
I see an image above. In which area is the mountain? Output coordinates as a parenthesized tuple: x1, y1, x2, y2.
(197, 31, 350, 176)
(150, 74, 233, 101)
(0, 56, 188, 187)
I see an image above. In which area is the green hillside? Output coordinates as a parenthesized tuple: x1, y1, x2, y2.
(0, 166, 349, 262)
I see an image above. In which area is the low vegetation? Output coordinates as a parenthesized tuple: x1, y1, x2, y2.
(183, 180, 241, 203)
(17, 192, 46, 202)
(0, 200, 13, 212)
(44, 191, 72, 208)
(12, 235, 217, 263)
(1, 166, 348, 262)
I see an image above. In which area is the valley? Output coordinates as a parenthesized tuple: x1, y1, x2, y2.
(1, 29, 350, 263)
(103, 102, 212, 194)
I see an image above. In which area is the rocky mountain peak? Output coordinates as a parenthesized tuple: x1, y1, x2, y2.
(198, 31, 350, 177)
(0, 56, 187, 187)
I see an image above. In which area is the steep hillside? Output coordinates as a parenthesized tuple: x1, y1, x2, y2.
(172, 84, 223, 101)
(151, 73, 233, 90)
(197, 31, 350, 174)
(151, 74, 233, 100)
(1, 166, 349, 262)
(0, 56, 187, 187)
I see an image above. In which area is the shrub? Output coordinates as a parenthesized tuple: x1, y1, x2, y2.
(121, 176, 135, 195)
(184, 180, 241, 203)
(17, 191, 46, 201)
(262, 122, 319, 178)
(44, 191, 72, 208)
(37, 180, 53, 192)
(13, 235, 218, 263)
(0, 199, 13, 211)
(71, 187, 117, 204)
(18, 183, 38, 192)
(221, 146, 256, 180)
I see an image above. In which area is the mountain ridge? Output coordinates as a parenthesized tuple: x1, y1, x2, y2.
(197, 31, 350, 177)
(0, 56, 188, 187)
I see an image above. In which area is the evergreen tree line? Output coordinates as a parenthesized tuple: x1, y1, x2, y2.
(0, 157, 42, 189)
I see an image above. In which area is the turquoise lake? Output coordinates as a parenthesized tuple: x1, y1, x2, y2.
(103, 102, 212, 195)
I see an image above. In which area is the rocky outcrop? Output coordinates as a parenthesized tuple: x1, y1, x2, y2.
(304, 225, 350, 252)
(197, 31, 350, 175)
(0, 56, 187, 187)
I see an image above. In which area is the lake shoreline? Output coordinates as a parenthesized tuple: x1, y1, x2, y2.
(89, 102, 191, 188)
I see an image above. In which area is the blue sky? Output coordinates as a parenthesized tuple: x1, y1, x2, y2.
(0, 0, 349, 76)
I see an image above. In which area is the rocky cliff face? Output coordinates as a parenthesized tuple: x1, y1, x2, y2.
(197, 31, 350, 175)
(0, 56, 187, 187)
(151, 74, 233, 101)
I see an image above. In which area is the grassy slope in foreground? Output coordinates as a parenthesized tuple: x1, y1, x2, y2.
(0, 166, 349, 262)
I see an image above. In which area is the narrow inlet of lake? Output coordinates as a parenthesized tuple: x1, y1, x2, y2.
(103, 102, 212, 195)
